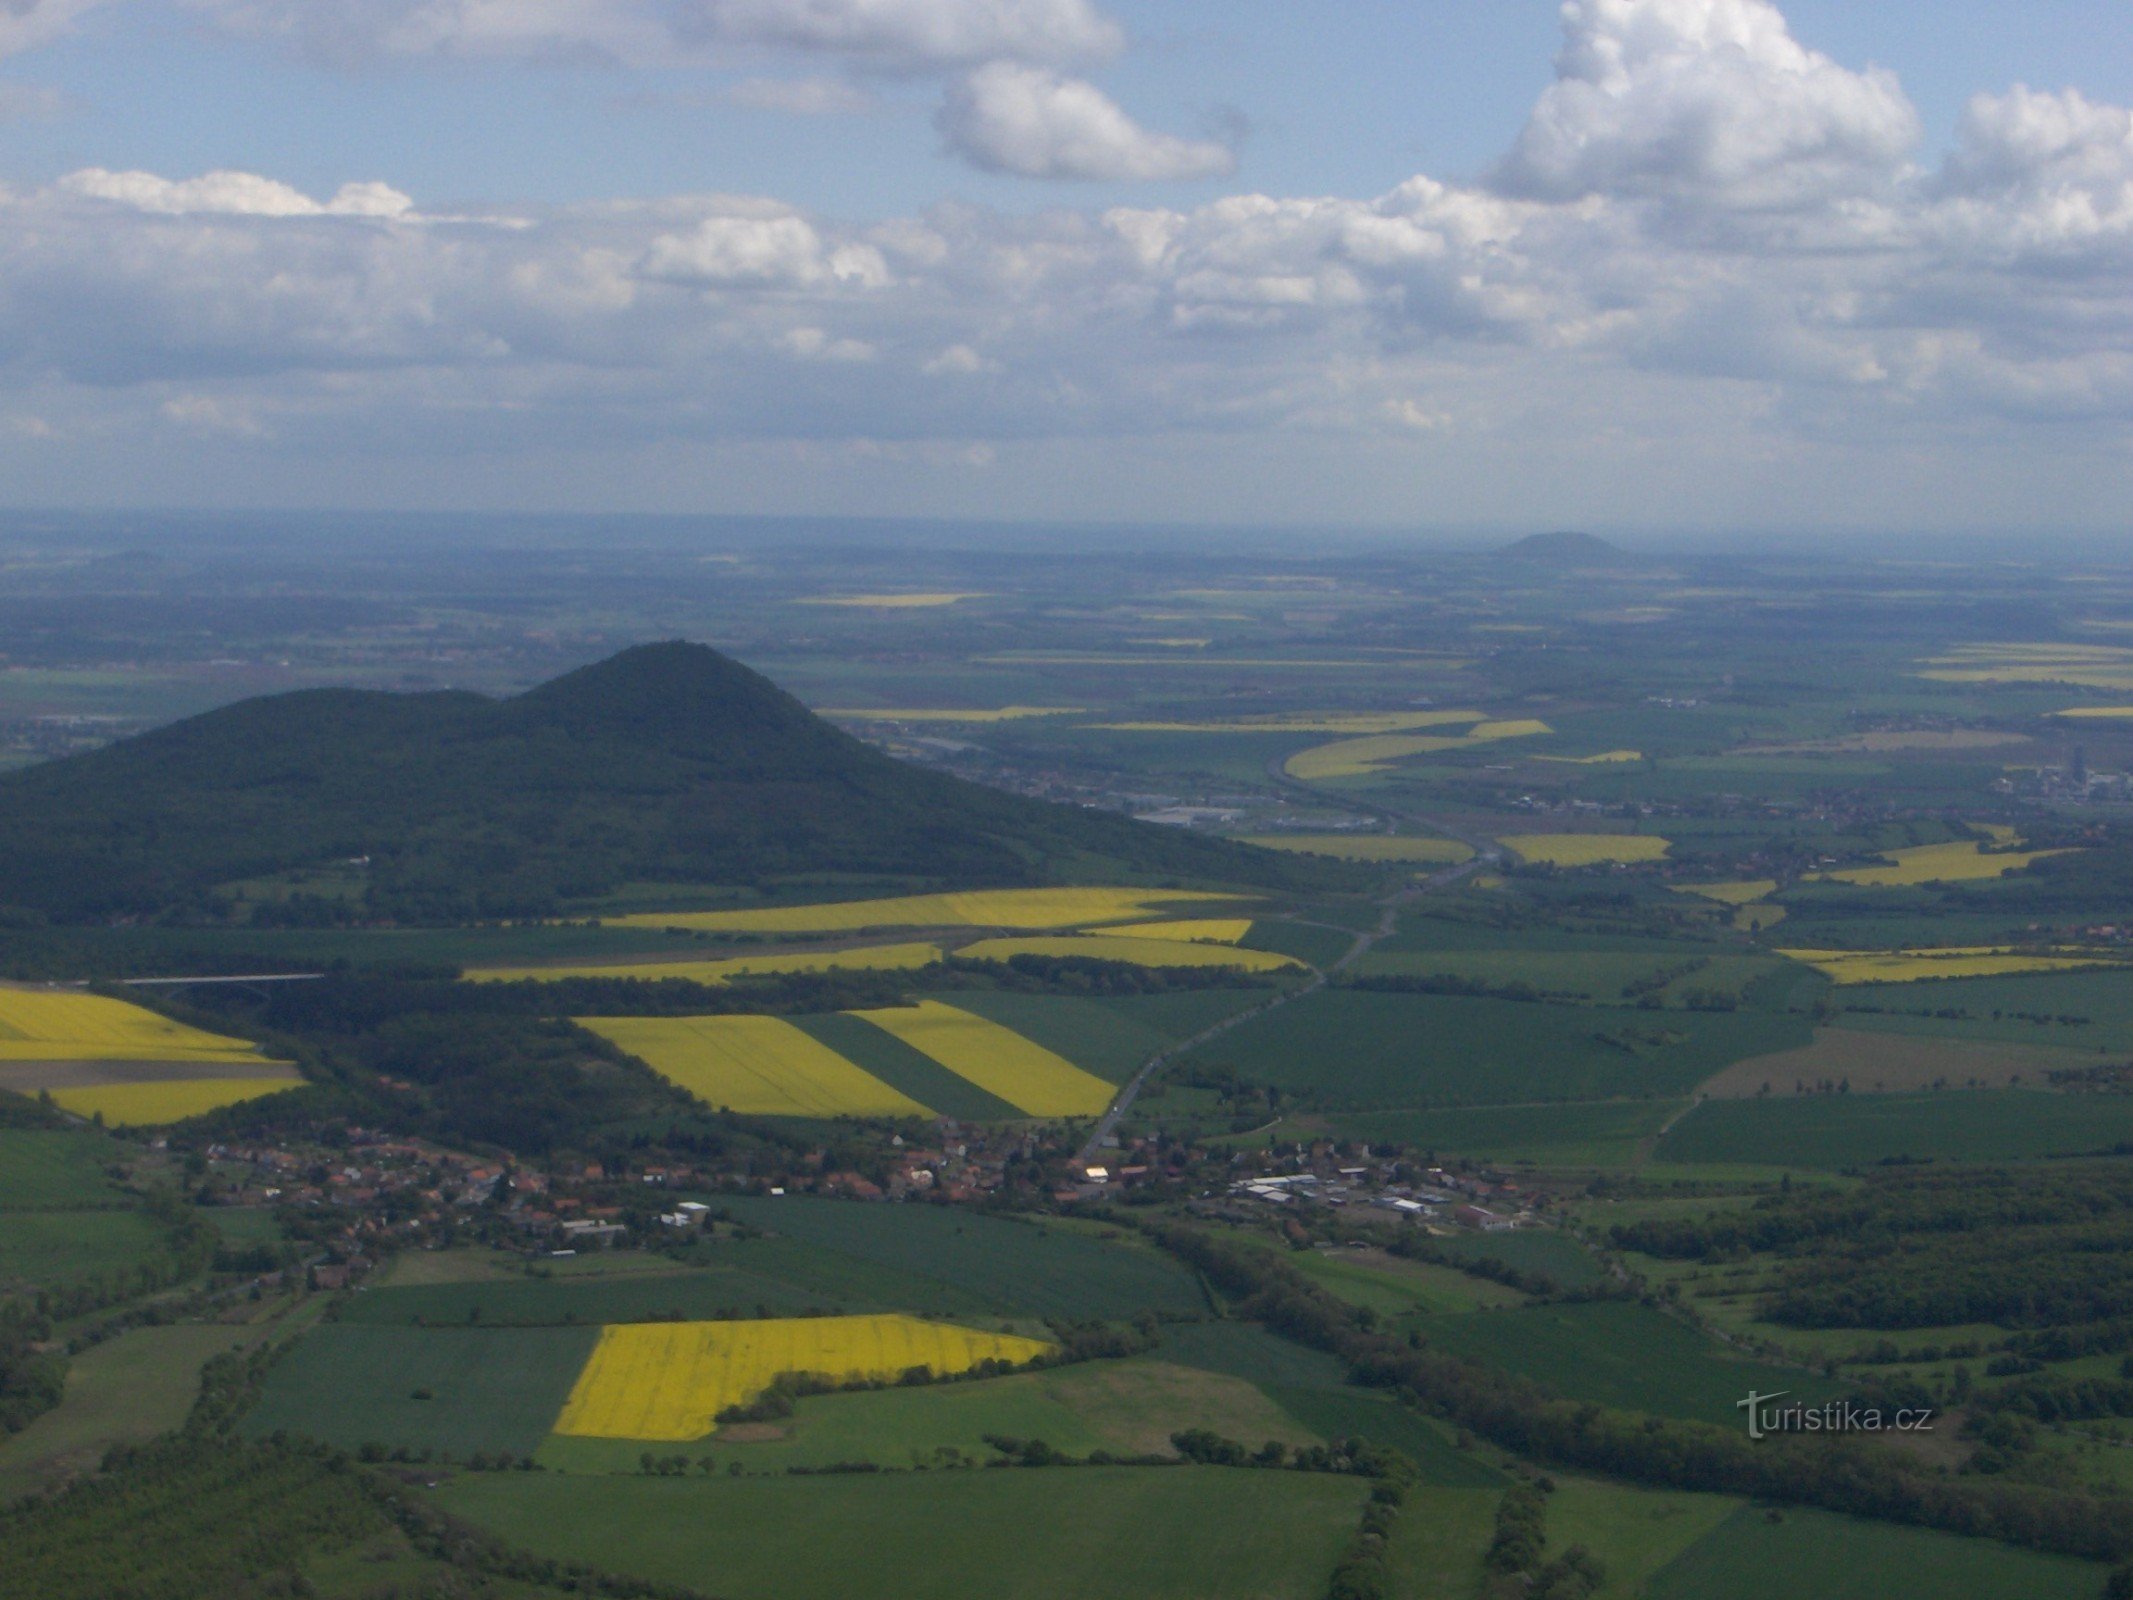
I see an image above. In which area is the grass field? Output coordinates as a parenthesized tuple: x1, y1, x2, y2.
(1154, 1321, 1347, 1391)
(1240, 835, 1473, 864)
(1500, 834, 1671, 866)
(1814, 839, 2073, 886)
(1264, 1388, 1504, 1487)
(574, 1014, 928, 1119)
(242, 1324, 599, 1456)
(0, 1322, 260, 1497)
(468, 942, 943, 985)
(1241, 921, 1356, 968)
(0, 1129, 127, 1208)
(603, 888, 1248, 935)
(337, 1261, 864, 1327)
(1778, 946, 2117, 983)
(955, 935, 1300, 974)
(438, 1466, 1368, 1600)
(1417, 1301, 1842, 1426)
(45, 1077, 302, 1126)
(847, 1000, 1116, 1117)
(1697, 1028, 2092, 1097)
(1656, 1090, 2133, 1167)
(553, 1314, 1054, 1442)
(1284, 1247, 1526, 1316)
(1548, 1477, 1742, 1599)
(0, 989, 275, 1063)
(1185, 990, 1809, 1109)
(1646, 1504, 2106, 1599)
(715, 1197, 1204, 1321)
(1427, 1230, 1608, 1290)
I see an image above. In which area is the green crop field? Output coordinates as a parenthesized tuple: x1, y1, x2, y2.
(334, 1261, 847, 1328)
(1326, 1100, 1682, 1167)
(1416, 1301, 1842, 1427)
(942, 992, 1172, 1083)
(1093, 988, 1276, 1040)
(0, 1130, 129, 1209)
(1646, 1505, 2106, 1599)
(1154, 1321, 1348, 1392)
(1185, 990, 1810, 1109)
(1832, 967, 2133, 1052)
(1656, 1090, 2133, 1168)
(0, 1208, 170, 1290)
(438, 1466, 1369, 1600)
(1241, 921, 1356, 969)
(241, 1324, 598, 1456)
(713, 1196, 1205, 1320)
(785, 1012, 1022, 1121)
(1427, 1230, 1608, 1290)
(1549, 1477, 1743, 1597)
(1284, 1247, 1525, 1317)
(1384, 1486, 1502, 1597)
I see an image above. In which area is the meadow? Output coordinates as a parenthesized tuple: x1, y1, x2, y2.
(1187, 990, 1809, 1109)
(0, 1129, 129, 1208)
(437, 1466, 1369, 1600)
(1415, 1301, 1843, 1426)
(1655, 1090, 2133, 1168)
(574, 1013, 929, 1119)
(552, 1314, 1055, 1441)
(0, 1208, 174, 1289)
(603, 887, 1249, 935)
(846, 1000, 1116, 1117)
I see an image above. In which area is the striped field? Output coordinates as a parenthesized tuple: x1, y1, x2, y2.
(1778, 947, 2121, 985)
(553, 1315, 1055, 1442)
(468, 942, 943, 986)
(1241, 835, 1472, 864)
(848, 1000, 1116, 1118)
(576, 1015, 931, 1118)
(602, 888, 1248, 936)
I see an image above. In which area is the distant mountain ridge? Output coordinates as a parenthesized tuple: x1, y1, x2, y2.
(1502, 530, 1631, 565)
(0, 642, 1323, 922)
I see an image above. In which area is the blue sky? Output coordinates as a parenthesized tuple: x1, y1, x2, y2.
(0, 0, 2131, 535)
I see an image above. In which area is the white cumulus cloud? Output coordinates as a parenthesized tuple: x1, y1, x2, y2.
(939, 62, 1235, 181)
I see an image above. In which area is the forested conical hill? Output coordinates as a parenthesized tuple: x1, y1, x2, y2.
(0, 642, 1332, 922)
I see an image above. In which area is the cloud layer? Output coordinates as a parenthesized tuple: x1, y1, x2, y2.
(2, 0, 2132, 527)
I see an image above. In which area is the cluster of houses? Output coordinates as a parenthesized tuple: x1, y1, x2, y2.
(1220, 1163, 1529, 1234)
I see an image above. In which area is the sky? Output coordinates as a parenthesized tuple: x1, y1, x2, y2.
(0, 0, 2131, 537)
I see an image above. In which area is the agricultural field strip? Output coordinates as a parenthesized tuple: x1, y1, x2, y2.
(0, 989, 286, 1064)
(466, 941, 944, 985)
(1093, 710, 1486, 733)
(1286, 720, 1553, 780)
(1498, 834, 1671, 866)
(553, 1314, 1056, 1441)
(847, 1000, 1117, 1118)
(575, 1014, 932, 1119)
(1240, 835, 1473, 864)
(1812, 839, 2075, 886)
(954, 935, 1302, 973)
(44, 1079, 303, 1126)
(601, 887, 1252, 935)
(1778, 946, 2126, 984)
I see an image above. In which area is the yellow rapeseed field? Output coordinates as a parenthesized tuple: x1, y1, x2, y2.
(1779, 947, 2120, 985)
(602, 887, 1248, 935)
(847, 1000, 1115, 1118)
(1532, 750, 1644, 764)
(1098, 919, 1254, 944)
(818, 706, 1083, 722)
(801, 593, 986, 608)
(1916, 643, 2133, 691)
(48, 1078, 300, 1127)
(956, 935, 1300, 974)
(1500, 834, 1671, 867)
(1096, 710, 1485, 734)
(576, 1015, 929, 1119)
(1814, 840, 2073, 887)
(2053, 706, 2133, 719)
(468, 943, 943, 985)
(554, 1315, 1056, 1441)
(0, 990, 276, 1063)
(1670, 880, 1778, 905)
(1241, 835, 1472, 864)
(1285, 719, 1553, 779)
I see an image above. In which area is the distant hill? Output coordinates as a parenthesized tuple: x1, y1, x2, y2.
(0, 642, 1327, 922)
(1502, 531, 1631, 565)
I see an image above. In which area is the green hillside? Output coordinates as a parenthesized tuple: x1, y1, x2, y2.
(0, 642, 1327, 922)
